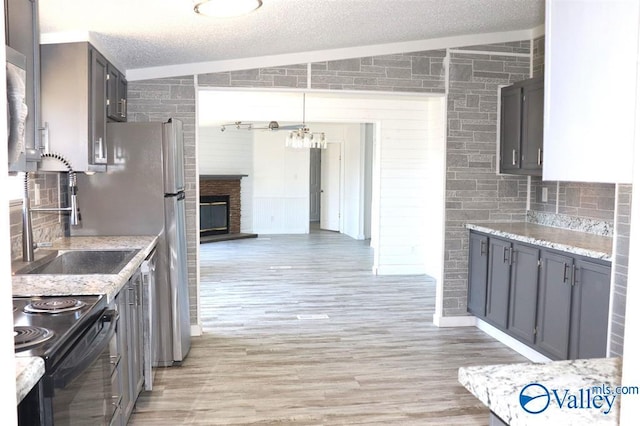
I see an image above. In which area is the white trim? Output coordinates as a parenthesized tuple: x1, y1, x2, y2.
(306, 63, 312, 89)
(476, 319, 552, 363)
(190, 324, 203, 337)
(448, 49, 529, 58)
(433, 314, 477, 327)
(125, 28, 543, 81)
(196, 85, 445, 100)
(607, 184, 620, 357)
(194, 75, 203, 339)
(530, 24, 546, 39)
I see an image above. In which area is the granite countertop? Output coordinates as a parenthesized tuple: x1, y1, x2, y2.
(11, 235, 158, 303)
(466, 222, 613, 261)
(15, 356, 44, 404)
(459, 357, 621, 425)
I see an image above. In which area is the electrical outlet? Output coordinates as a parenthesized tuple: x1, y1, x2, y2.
(541, 187, 548, 203)
(34, 184, 41, 205)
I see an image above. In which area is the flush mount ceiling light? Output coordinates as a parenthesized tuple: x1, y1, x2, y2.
(193, 0, 262, 18)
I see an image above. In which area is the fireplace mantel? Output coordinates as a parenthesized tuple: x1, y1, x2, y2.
(200, 175, 248, 181)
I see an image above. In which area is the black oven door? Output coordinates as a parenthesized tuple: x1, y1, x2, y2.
(44, 309, 119, 426)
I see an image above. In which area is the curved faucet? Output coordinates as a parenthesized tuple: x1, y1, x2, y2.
(22, 153, 80, 262)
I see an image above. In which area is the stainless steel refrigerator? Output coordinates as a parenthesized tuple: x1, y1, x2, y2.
(72, 119, 191, 367)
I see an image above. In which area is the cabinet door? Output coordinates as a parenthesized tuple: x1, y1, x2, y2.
(486, 238, 512, 328)
(90, 47, 108, 165)
(129, 272, 144, 397)
(569, 259, 611, 359)
(116, 292, 132, 420)
(521, 77, 544, 174)
(118, 72, 128, 121)
(499, 84, 522, 173)
(507, 243, 540, 344)
(536, 250, 573, 359)
(467, 232, 489, 317)
(106, 63, 120, 121)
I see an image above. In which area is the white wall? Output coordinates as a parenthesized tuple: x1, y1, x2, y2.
(198, 125, 254, 233)
(252, 130, 309, 234)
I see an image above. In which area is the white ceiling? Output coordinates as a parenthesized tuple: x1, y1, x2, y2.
(39, 0, 544, 79)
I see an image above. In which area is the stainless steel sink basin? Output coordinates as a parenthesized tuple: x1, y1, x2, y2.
(15, 249, 139, 275)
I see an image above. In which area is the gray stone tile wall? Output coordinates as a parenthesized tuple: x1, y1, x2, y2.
(128, 76, 199, 325)
(310, 51, 446, 92)
(198, 64, 308, 88)
(532, 36, 545, 78)
(10, 172, 66, 260)
(530, 178, 616, 222)
(458, 41, 531, 54)
(610, 184, 631, 356)
(444, 50, 531, 316)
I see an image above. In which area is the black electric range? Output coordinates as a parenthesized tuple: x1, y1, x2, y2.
(13, 295, 107, 370)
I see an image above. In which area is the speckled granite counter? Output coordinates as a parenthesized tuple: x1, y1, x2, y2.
(466, 222, 613, 261)
(12, 235, 158, 302)
(459, 357, 621, 425)
(15, 356, 44, 404)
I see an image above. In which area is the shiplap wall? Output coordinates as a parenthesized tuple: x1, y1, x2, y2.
(198, 126, 253, 233)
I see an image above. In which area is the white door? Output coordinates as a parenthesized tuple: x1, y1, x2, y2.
(320, 142, 341, 231)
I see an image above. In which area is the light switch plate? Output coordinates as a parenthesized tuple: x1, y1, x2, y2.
(541, 187, 548, 203)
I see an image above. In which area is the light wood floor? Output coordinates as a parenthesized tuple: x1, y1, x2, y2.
(129, 230, 526, 425)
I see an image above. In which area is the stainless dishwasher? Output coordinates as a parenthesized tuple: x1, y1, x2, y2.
(140, 248, 157, 390)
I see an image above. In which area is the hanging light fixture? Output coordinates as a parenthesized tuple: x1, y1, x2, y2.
(284, 93, 327, 150)
(193, 0, 262, 18)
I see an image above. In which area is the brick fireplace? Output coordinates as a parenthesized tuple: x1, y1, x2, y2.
(199, 175, 246, 235)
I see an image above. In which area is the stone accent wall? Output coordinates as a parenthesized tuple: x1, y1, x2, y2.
(10, 172, 66, 260)
(199, 64, 308, 88)
(199, 179, 242, 234)
(443, 43, 531, 316)
(127, 76, 199, 325)
(529, 179, 616, 221)
(610, 184, 632, 356)
(532, 36, 545, 78)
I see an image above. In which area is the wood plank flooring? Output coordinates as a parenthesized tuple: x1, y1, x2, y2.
(129, 230, 526, 425)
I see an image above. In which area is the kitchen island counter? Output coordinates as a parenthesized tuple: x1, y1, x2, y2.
(466, 222, 612, 261)
(459, 357, 621, 425)
(15, 356, 44, 404)
(11, 235, 158, 302)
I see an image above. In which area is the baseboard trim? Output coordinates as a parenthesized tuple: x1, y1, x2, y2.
(433, 314, 477, 327)
(190, 324, 203, 337)
(476, 319, 551, 363)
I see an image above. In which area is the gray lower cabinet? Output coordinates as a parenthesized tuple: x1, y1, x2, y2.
(536, 250, 574, 359)
(467, 232, 488, 317)
(114, 268, 145, 425)
(507, 243, 539, 345)
(569, 259, 612, 359)
(485, 238, 511, 328)
(467, 230, 611, 360)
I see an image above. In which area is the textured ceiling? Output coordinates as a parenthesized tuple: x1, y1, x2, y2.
(39, 0, 544, 73)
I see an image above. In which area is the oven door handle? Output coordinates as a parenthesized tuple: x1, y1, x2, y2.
(52, 309, 119, 389)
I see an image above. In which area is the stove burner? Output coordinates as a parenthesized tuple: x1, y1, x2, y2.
(24, 298, 86, 314)
(14, 326, 54, 350)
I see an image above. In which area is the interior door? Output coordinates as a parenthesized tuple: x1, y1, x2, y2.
(309, 148, 321, 222)
(320, 142, 341, 231)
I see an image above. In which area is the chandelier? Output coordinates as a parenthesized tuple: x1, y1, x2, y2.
(285, 128, 327, 149)
(284, 93, 327, 149)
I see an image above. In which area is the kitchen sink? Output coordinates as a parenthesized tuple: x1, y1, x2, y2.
(15, 249, 139, 275)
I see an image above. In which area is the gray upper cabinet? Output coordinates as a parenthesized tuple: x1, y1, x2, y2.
(107, 63, 128, 122)
(507, 243, 539, 345)
(499, 77, 543, 176)
(5, 0, 40, 171)
(467, 232, 488, 317)
(485, 238, 512, 329)
(40, 42, 127, 172)
(569, 259, 611, 359)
